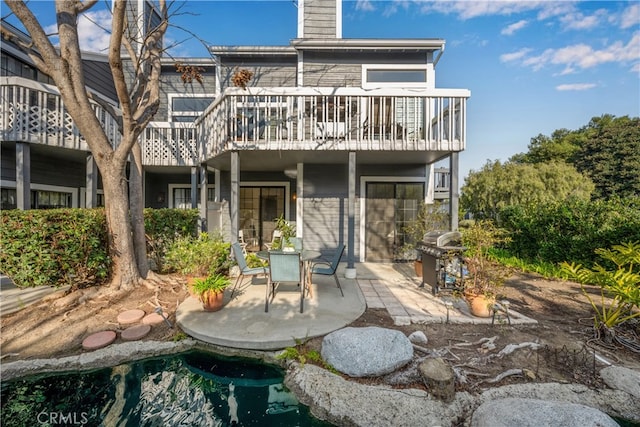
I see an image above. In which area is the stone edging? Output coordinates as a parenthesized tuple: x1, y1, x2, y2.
(0, 340, 283, 382)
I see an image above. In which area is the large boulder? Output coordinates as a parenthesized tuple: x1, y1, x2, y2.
(471, 398, 619, 427)
(321, 326, 413, 377)
(600, 366, 640, 398)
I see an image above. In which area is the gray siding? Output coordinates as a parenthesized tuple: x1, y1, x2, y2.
(302, 164, 349, 255)
(158, 64, 216, 121)
(303, 0, 337, 39)
(82, 60, 117, 101)
(2, 144, 86, 188)
(218, 62, 297, 89)
(302, 52, 429, 87)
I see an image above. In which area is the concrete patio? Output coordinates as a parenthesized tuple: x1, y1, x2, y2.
(176, 263, 537, 350)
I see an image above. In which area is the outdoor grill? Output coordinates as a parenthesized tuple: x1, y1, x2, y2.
(417, 230, 467, 295)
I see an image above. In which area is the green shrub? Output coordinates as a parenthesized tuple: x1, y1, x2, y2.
(498, 197, 640, 267)
(144, 208, 199, 271)
(0, 209, 110, 288)
(163, 232, 231, 276)
(561, 241, 640, 342)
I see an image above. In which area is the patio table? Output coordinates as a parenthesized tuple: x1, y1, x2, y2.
(257, 250, 321, 298)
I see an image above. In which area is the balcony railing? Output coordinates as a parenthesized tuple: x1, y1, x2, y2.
(0, 76, 121, 150)
(2, 77, 470, 168)
(196, 86, 470, 161)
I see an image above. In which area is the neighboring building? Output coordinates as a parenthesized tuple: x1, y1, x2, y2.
(1, 0, 469, 275)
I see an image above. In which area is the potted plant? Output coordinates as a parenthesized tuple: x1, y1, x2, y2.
(460, 220, 511, 317)
(191, 273, 231, 312)
(272, 215, 296, 251)
(401, 201, 449, 276)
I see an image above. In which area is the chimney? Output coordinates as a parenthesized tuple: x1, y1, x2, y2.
(297, 0, 342, 39)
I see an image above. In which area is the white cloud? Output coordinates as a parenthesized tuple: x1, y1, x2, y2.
(355, 0, 376, 12)
(501, 19, 528, 36)
(559, 9, 607, 31)
(43, 9, 112, 53)
(500, 48, 531, 63)
(620, 3, 640, 30)
(632, 63, 640, 73)
(556, 83, 597, 91)
(506, 32, 640, 72)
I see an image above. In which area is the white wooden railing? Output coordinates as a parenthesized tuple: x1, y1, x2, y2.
(0, 76, 121, 150)
(195, 86, 470, 161)
(2, 78, 470, 169)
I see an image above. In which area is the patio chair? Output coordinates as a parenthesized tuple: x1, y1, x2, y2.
(311, 244, 345, 297)
(230, 242, 267, 299)
(238, 230, 248, 255)
(266, 251, 305, 313)
(264, 229, 282, 250)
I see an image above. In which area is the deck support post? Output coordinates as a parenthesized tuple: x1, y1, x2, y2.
(199, 164, 208, 232)
(449, 153, 459, 231)
(345, 151, 357, 279)
(16, 142, 31, 210)
(230, 151, 240, 243)
(85, 154, 98, 208)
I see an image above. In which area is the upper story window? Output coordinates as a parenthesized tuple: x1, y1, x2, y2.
(168, 94, 215, 122)
(362, 64, 429, 89)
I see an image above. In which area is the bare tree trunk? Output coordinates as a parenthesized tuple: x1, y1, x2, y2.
(101, 162, 140, 290)
(130, 142, 149, 278)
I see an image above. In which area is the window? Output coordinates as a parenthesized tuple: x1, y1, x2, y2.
(170, 185, 216, 209)
(366, 69, 426, 83)
(168, 94, 215, 122)
(31, 190, 72, 209)
(1, 188, 16, 210)
(362, 64, 429, 89)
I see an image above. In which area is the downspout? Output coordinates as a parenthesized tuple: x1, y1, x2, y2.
(433, 44, 445, 68)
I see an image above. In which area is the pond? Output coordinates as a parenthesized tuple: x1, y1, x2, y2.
(1, 350, 334, 426)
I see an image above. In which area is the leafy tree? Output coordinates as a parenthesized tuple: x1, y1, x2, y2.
(461, 160, 594, 219)
(573, 115, 640, 199)
(511, 114, 639, 200)
(3, 1, 169, 290)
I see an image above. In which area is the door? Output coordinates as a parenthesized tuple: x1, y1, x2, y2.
(365, 182, 424, 262)
(240, 186, 286, 251)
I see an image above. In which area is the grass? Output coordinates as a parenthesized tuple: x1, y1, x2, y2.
(489, 248, 566, 279)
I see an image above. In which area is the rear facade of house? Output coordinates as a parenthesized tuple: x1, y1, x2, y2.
(0, 0, 469, 275)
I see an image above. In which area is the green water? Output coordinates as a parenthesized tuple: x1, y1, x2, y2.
(1, 350, 334, 426)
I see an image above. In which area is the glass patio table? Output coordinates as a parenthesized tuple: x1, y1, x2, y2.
(256, 249, 321, 298)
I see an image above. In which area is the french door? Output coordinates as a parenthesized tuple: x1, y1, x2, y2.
(239, 186, 286, 251)
(365, 182, 424, 262)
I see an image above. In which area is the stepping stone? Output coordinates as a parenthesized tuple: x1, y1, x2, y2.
(82, 330, 117, 350)
(142, 312, 165, 326)
(117, 309, 145, 325)
(121, 324, 151, 341)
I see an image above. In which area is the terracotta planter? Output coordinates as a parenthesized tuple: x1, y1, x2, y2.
(414, 260, 423, 277)
(467, 294, 494, 318)
(200, 290, 225, 312)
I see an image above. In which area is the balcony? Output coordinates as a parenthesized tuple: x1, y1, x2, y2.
(0, 76, 120, 151)
(1, 77, 470, 168)
(196, 87, 470, 162)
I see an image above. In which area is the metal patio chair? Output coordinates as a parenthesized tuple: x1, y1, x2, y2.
(230, 242, 267, 298)
(311, 244, 345, 297)
(266, 251, 305, 313)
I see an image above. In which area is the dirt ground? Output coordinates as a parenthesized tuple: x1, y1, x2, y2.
(1, 271, 639, 393)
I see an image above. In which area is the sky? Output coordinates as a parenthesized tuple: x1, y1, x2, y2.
(3, 0, 639, 183)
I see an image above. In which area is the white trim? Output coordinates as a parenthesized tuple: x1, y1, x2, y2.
(336, 0, 342, 38)
(297, 0, 304, 38)
(1, 180, 79, 208)
(168, 183, 216, 208)
(362, 64, 430, 89)
(240, 181, 291, 221)
(167, 93, 216, 123)
(358, 175, 429, 262)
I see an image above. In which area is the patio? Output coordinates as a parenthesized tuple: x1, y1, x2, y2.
(176, 263, 537, 350)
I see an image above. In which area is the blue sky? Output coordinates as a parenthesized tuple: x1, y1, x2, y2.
(5, 0, 640, 182)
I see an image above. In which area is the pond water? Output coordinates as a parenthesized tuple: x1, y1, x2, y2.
(1, 350, 334, 426)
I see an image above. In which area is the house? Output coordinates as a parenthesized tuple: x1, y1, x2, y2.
(0, 0, 469, 277)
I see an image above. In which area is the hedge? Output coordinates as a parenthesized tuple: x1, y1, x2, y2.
(0, 208, 199, 288)
(498, 197, 640, 267)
